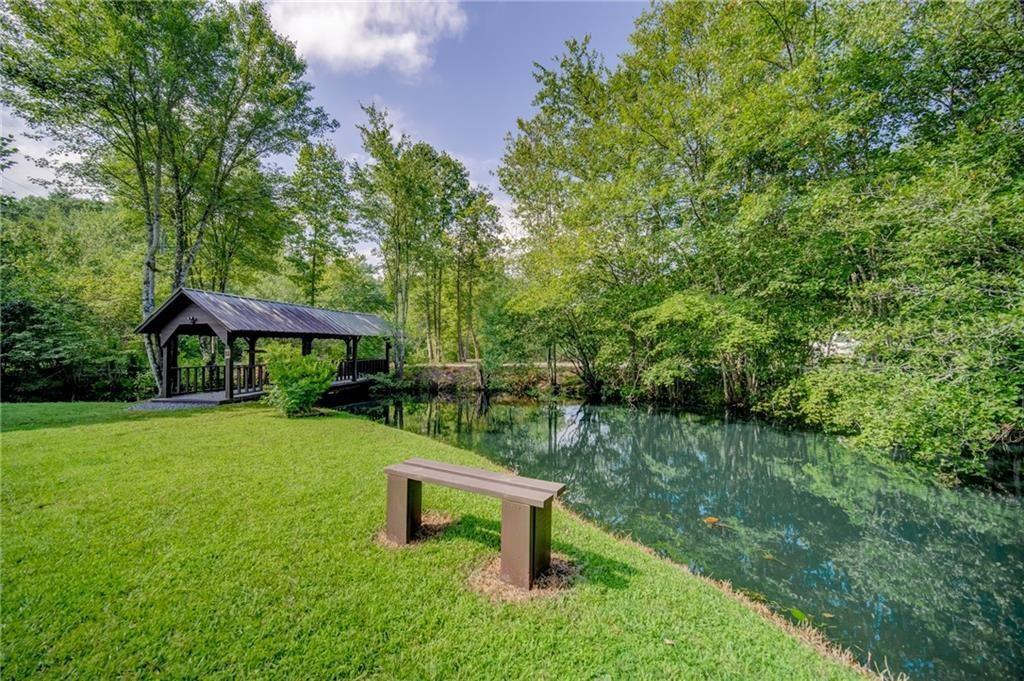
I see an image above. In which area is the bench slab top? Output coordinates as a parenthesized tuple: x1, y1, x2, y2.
(384, 458, 565, 508)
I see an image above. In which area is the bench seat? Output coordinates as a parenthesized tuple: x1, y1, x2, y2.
(384, 460, 562, 507)
(383, 457, 566, 589)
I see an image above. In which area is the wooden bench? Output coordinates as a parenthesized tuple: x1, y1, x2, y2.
(384, 457, 566, 589)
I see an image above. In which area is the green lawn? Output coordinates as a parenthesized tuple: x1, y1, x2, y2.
(1, 402, 862, 679)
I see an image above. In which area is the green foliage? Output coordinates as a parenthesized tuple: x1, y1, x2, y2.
(284, 143, 351, 305)
(367, 371, 415, 396)
(0, 195, 148, 400)
(773, 363, 1021, 480)
(193, 163, 289, 293)
(1, 0, 334, 383)
(350, 106, 438, 377)
(313, 254, 388, 316)
(638, 291, 781, 407)
(351, 106, 501, 376)
(0, 134, 15, 211)
(262, 343, 334, 417)
(2, 0, 1021, 484)
(499, 0, 1024, 479)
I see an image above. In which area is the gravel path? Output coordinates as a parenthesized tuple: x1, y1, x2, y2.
(127, 401, 218, 412)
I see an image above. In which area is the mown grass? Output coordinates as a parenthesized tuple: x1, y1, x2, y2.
(1, 402, 863, 679)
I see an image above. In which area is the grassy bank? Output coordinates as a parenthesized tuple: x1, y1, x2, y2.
(2, 402, 862, 679)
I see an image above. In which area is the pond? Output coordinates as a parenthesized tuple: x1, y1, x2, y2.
(344, 396, 1024, 680)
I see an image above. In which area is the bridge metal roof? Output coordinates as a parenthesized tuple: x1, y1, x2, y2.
(136, 288, 391, 338)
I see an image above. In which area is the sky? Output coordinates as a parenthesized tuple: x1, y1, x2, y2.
(1, 0, 648, 236)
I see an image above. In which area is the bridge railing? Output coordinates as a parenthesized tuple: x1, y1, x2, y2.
(171, 365, 224, 395)
(171, 357, 386, 395)
(337, 358, 389, 381)
(233, 364, 268, 395)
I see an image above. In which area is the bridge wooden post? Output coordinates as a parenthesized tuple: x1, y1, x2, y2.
(224, 335, 234, 401)
(351, 336, 360, 380)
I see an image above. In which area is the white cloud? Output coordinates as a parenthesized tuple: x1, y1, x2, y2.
(267, 1, 467, 76)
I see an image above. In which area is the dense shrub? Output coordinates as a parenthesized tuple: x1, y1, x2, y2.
(263, 343, 334, 417)
(499, 0, 1024, 481)
(0, 196, 149, 401)
(368, 372, 415, 396)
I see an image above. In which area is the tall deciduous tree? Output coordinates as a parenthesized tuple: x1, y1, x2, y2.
(501, 0, 1024, 476)
(194, 163, 288, 293)
(416, 150, 470, 363)
(452, 188, 501, 361)
(284, 143, 350, 306)
(351, 106, 435, 378)
(1, 0, 333, 387)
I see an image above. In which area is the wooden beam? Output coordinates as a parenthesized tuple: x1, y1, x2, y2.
(224, 334, 234, 401)
(385, 474, 422, 544)
(351, 336, 360, 381)
(343, 337, 352, 380)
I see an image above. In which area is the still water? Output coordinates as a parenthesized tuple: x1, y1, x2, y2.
(345, 396, 1024, 680)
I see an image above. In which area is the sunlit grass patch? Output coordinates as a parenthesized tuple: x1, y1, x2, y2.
(2, 402, 866, 679)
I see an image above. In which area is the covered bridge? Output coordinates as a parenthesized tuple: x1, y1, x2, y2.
(136, 288, 392, 403)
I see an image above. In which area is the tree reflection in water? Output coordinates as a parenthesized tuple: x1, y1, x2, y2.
(349, 397, 1024, 680)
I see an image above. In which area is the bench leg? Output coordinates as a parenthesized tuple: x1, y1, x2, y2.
(533, 499, 552, 577)
(386, 474, 421, 544)
(500, 499, 552, 589)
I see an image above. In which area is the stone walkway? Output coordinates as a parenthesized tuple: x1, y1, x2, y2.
(127, 400, 218, 412)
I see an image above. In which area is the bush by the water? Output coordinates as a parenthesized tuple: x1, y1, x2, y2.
(263, 344, 334, 416)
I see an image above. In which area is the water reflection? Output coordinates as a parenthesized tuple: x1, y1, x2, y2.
(348, 397, 1024, 680)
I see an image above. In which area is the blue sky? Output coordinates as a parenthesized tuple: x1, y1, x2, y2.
(2, 1, 647, 221)
(289, 2, 646, 196)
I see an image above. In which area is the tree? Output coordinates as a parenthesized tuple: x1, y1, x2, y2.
(350, 106, 435, 378)
(321, 254, 388, 315)
(500, 0, 1024, 478)
(0, 195, 145, 400)
(193, 163, 288, 293)
(452, 188, 501, 361)
(284, 143, 350, 306)
(1, 0, 334, 388)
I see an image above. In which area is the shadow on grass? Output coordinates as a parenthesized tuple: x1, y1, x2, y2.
(430, 513, 638, 590)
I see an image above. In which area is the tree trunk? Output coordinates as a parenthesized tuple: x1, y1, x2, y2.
(434, 264, 443, 362)
(310, 240, 318, 306)
(468, 274, 480, 359)
(141, 141, 163, 391)
(455, 260, 465, 362)
(422, 286, 434, 363)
